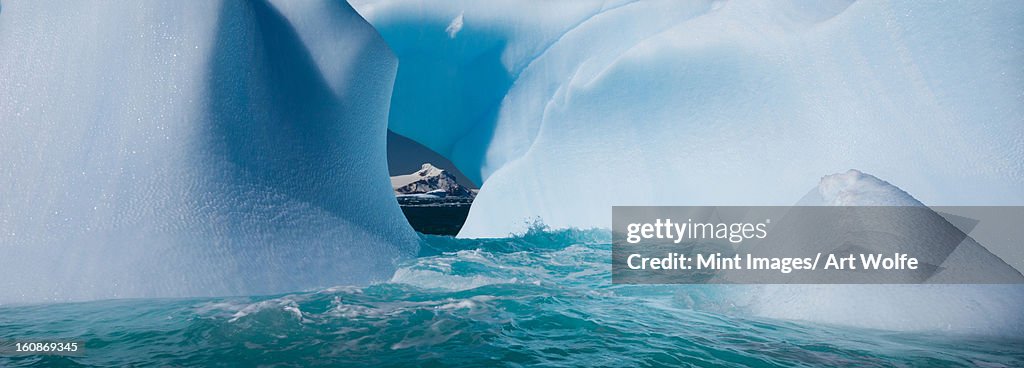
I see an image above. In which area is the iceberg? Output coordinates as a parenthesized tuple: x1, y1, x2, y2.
(349, 0, 1024, 333)
(350, 0, 1024, 237)
(737, 170, 1024, 335)
(0, 0, 418, 303)
(2, 0, 1021, 333)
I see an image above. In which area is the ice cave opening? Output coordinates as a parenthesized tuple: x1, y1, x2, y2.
(387, 130, 480, 236)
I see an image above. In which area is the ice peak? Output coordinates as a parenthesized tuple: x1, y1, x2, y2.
(817, 170, 922, 206)
(392, 163, 473, 197)
(418, 163, 446, 177)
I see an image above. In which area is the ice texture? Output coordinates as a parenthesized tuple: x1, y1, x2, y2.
(350, 0, 1024, 237)
(0, 0, 418, 303)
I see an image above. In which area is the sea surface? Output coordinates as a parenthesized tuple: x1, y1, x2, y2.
(2, 227, 1022, 367)
(397, 196, 473, 236)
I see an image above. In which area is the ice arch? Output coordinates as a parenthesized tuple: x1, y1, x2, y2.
(0, 0, 417, 303)
(351, 0, 1024, 237)
(352, 0, 1024, 335)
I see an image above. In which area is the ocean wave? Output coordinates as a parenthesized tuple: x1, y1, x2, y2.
(1, 228, 1022, 366)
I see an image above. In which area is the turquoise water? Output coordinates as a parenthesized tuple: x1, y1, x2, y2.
(2, 228, 1022, 367)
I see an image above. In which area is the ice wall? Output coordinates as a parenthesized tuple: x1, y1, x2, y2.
(351, 0, 1024, 237)
(0, 0, 418, 303)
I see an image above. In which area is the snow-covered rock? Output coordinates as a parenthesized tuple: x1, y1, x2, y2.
(391, 163, 474, 197)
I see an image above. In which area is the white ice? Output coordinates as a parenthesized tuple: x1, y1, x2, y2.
(0, 0, 418, 303)
(737, 170, 1024, 335)
(350, 0, 1024, 237)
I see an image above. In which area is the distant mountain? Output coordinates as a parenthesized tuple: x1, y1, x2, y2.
(391, 163, 474, 197)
